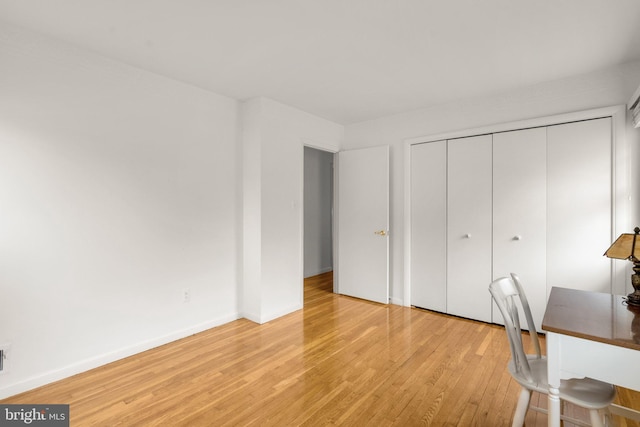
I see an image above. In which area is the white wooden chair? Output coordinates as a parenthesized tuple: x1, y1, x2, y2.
(489, 274, 616, 427)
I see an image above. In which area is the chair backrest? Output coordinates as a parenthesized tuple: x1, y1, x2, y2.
(489, 274, 542, 383)
(509, 273, 541, 357)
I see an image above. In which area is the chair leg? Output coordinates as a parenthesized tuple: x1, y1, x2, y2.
(603, 407, 612, 427)
(512, 388, 532, 427)
(589, 409, 604, 427)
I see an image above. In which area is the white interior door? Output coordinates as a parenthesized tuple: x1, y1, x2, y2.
(337, 146, 389, 304)
(492, 127, 547, 330)
(446, 135, 493, 323)
(547, 118, 612, 294)
(411, 141, 447, 312)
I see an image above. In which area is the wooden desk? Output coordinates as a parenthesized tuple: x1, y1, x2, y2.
(542, 287, 640, 427)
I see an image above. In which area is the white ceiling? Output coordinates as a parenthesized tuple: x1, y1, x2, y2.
(2, 0, 640, 124)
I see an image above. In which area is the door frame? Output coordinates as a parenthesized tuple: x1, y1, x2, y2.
(302, 143, 390, 299)
(302, 142, 339, 295)
(403, 105, 629, 307)
(302, 146, 335, 281)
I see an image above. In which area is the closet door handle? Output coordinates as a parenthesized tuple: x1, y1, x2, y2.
(513, 235, 522, 241)
(465, 233, 472, 239)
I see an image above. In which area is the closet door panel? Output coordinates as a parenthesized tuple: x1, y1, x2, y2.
(447, 135, 493, 322)
(547, 118, 612, 294)
(493, 128, 547, 329)
(411, 141, 447, 311)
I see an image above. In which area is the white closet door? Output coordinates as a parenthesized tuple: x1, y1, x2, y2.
(493, 128, 547, 330)
(547, 118, 612, 294)
(447, 135, 493, 322)
(411, 141, 447, 311)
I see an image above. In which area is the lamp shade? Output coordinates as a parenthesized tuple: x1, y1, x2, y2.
(604, 227, 640, 261)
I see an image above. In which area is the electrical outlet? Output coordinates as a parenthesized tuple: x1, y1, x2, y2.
(0, 344, 10, 374)
(183, 289, 190, 303)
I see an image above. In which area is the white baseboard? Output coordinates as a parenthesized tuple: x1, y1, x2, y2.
(304, 267, 333, 278)
(389, 296, 404, 306)
(260, 303, 302, 324)
(242, 303, 303, 325)
(241, 311, 261, 324)
(0, 312, 240, 400)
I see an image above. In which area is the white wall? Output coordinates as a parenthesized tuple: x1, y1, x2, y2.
(240, 99, 263, 322)
(241, 98, 342, 323)
(344, 60, 640, 305)
(304, 147, 333, 277)
(0, 24, 240, 398)
(4, 17, 639, 400)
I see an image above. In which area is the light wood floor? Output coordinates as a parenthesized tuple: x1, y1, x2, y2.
(2, 272, 639, 426)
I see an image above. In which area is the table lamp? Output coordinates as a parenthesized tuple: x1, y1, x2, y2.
(604, 226, 640, 306)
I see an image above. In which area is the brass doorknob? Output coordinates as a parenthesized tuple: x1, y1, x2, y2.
(374, 230, 388, 236)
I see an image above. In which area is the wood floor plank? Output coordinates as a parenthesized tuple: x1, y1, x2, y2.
(2, 271, 639, 426)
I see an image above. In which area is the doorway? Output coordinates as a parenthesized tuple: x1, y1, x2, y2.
(303, 146, 334, 300)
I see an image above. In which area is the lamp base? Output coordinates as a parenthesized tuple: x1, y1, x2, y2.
(629, 269, 640, 306)
(627, 290, 640, 306)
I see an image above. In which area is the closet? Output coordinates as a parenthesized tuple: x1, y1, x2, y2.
(410, 117, 613, 329)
